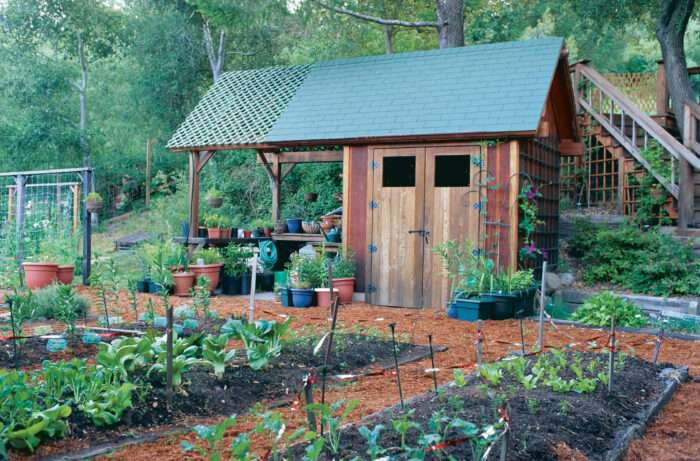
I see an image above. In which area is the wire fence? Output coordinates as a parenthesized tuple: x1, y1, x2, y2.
(0, 168, 91, 288)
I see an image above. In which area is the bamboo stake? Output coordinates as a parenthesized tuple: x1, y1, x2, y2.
(477, 319, 483, 368)
(538, 261, 548, 349)
(166, 303, 174, 407)
(652, 328, 664, 364)
(320, 296, 340, 436)
(389, 322, 404, 409)
(608, 315, 615, 395)
(428, 333, 438, 391)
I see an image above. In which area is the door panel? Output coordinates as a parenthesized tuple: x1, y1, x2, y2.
(423, 145, 483, 309)
(368, 147, 425, 307)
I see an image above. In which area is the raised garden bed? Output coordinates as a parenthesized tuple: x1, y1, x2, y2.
(286, 350, 687, 460)
(32, 331, 441, 459)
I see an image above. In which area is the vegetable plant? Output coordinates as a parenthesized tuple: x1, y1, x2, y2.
(95, 336, 154, 379)
(303, 400, 359, 454)
(148, 332, 204, 388)
(572, 291, 648, 327)
(79, 382, 135, 426)
(228, 317, 292, 370)
(200, 334, 236, 378)
(86, 192, 102, 202)
(127, 278, 139, 320)
(331, 248, 356, 278)
(181, 415, 237, 461)
(54, 285, 80, 335)
(192, 247, 224, 265)
(358, 424, 386, 460)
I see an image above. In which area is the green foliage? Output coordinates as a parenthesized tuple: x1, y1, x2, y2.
(192, 247, 224, 265)
(86, 193, 103, 202)
(148, 332, 204, 388)
(223, 243, 254, 277)
(181, 415, 238, 461)
(191, 275, 212, 319)
(330, 247, 356, 279)
(4, 288, 36, 338)
(358, 424, 386, 460)
(568, 220, 700, 296)
(206, 187, 222, 199)
(78, 382, 135, 426)
(134, 239, 188, 276)
(96, 336, 154, 379)
(287, 252, 327, 289)
(53, 285, 82, 335)
(227, 317, 292, 370)
(571, 291, 648, 327)
(303, 400, 359, 454)
(494, 269, 535, 294)
(200, 334, 236, 379)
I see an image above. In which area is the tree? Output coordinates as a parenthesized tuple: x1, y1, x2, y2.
(2, 0, 123, 166)
(310, 0, 464, 49)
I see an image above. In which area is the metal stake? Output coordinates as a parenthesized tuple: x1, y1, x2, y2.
(248, 248, 259, 324)
(538, 261, 548, 349)
(477, 320, 482, 368)
(608, 315, 615, 395)
(518, 315, 525, 355)
(428, 333, 438, 391)
(389, 322, 404, 409)
(166, 304, 174, 407)
(652, 328, 664, 364)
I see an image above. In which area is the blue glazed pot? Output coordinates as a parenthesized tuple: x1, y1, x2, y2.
(137, 280, 149, 293)
(445, 301, 458, 319)
(286, 218, 303, 234)
(291, 288, 315, 308)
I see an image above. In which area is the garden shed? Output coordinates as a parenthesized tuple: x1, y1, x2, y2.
(167, 37, 581, 309)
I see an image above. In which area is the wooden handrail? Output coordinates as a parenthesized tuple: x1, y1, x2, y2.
(577, 64, 700, 171)
(688, 66, 700, 76)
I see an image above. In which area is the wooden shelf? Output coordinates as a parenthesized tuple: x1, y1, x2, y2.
(173, 237, 270, 245)
(270, 233, 327, 242)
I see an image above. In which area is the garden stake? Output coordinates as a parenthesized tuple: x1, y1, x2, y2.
(319, 297, 340, 436)
(428, 333, 438, 391)
(652, 328, 664, 364)
(303, 376, 317, 431)
(166, 304, 174, 407)
(328, 258, 334, 306)
(248, 248, 259, 324)
(499, 420, 509, 461)
(538, 261, 547, 349)
(518, 315, 525, 356)
(477, 320, 482, 368)
(608, 315, 615, 395)
(389, 322, 405, 409)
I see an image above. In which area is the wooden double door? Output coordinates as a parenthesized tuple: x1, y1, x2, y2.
(367, 145, 484, 308)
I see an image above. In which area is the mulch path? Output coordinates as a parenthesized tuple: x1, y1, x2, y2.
(12, 287, 700, 460)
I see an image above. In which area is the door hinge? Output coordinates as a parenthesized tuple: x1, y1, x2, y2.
(370, 161, 379, 170)
(367, 284, 377, 293)
(368, 244, 377, 253)
(369, 201, 379, 210)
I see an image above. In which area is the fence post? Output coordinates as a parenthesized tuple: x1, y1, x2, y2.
(81, 170, 93, 284)
(15, 175, 27, 263)
(72, 185, 80, 233)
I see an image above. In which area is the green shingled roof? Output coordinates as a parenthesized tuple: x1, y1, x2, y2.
(168, 38, 564, 149)
(167, 65, 311, 149)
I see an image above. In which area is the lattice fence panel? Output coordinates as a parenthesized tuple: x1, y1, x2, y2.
(602, 72, 657, 114)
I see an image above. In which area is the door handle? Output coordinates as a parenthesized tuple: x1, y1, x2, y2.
(408, 229, 430, 244)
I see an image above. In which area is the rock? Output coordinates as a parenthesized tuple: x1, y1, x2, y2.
(544, 272, 561, 294)
(559, 272, 574, 286)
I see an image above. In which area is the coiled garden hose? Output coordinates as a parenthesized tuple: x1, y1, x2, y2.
(258, 240, 278, 271)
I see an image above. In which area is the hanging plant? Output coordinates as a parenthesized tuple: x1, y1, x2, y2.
(518, 182, 546, 261)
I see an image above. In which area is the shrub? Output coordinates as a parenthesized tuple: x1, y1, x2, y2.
(331, 247, 356, 279)
(571, 291, 648, 327)
(192, 247, 224, 265)
(222, 244, 254, 276)
(33, 284, 90, 320)
(567, 220, 700, 296)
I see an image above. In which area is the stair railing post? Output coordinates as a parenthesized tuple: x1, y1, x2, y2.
(655, 60, 668, 118)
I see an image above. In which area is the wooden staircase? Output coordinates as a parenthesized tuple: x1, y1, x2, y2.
(572, 63, 700, 228)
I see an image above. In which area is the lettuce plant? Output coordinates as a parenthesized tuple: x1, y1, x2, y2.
(228, 317, 292, 370)
(96, 336, 154, 379)
(79, 383, 135, 426)
(200, 334, 236, 378)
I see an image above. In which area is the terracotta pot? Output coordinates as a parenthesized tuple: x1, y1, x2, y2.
(315, 288, 340, 308)
(22, 262, 59, 290)
(208, 228, 225, 238)
(190, 264, 223, 292)
(207, 197, 223, 208)
(332, 277, 355, 304)
(263, 227, 272, 237)
(172, 272, 195, 296)
(86, 201, 103, 213)
(56, 265, 75, 285)
(243, 230, 252, 238)
(321, 222, 334, 233)
(321, 215, 336, 226)
(222, 228, 232, 238)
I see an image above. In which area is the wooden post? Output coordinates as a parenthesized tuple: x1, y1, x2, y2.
(679, 104, 694, 229)
(608, 315, 615, 394)
(477, 319, 482, 367)
(616, 149, 625, 214)
(81, 170, 93, 284)
(304, 377, 317, 431)
(188, 151, 201, 257)
(271, 154, 281, 223)
(146, 139, 157, 207)
(656, 60, 668, 117)
(166, 302, 174, 407)
(652, 328, 664, 364)
(15, 175, 27, 262)
(538, 261, 547, 349)
(72, 185, 80, 233)
(7, 187, 14, 223)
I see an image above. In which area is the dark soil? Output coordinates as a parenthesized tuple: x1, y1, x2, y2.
(287, 351, 669, 460)
(56, 333, 432, 455)
(0, 335, 119, 370)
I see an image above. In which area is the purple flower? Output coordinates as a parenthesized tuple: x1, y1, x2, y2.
(524, 244, 537, 254)
(542, 250, 548, 260)
(525, 186, 538, 200)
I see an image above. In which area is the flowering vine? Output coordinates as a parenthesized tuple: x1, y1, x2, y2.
(518, 181, 546, 261)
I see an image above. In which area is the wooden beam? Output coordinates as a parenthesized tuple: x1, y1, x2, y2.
(188, 152, 201, 255)
(256, 150, 343, 164)
(281, 163, 296, 181)
(341, 146, 350, 255)
(559, 141, 584, 156)
(656, 60, 668, 118)
(509, 140, 519, 273)
(197, 151, 215, 174)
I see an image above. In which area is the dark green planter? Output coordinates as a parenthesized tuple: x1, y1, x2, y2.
(280, 287, 294, 307)
(514, 286, 538, 317)
(485, 293, 517, 320)
(452, 296, 493, 322)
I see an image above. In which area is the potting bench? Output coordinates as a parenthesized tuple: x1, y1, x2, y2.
(173, 236, 270, 252)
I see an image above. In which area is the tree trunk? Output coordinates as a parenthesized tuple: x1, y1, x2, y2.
(435, 0, 464, 48)
(656, 0, 695, 140)
(203, 20, 225, 83)
(382, 25, 394, 54)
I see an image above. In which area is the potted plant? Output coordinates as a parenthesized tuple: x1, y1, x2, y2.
(303, 184, 318, 203)
(203, 214, 226, 238)
(261, 220, 274, 237)
(85, 192, 103, 213)
(172, 271, 195, 296)
(287, 252, 324, 308)
(273, 220, 288, 234)
(190, 247, 224, 292)
(222, 243, 253, 295)
(251, 219, 265, 238)
(331, 248, 356, 304)
(320, 215, 336, 233)
(206, 187, 223, 208)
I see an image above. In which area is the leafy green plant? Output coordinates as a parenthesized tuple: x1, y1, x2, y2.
(304, 400, 359, 454)
(5, 404, 71, 453)
(192, 247, 224, 265)
(206, 187, 222, 199)
(96, 336, 154, 379)
(200, 334, 236, 378)
(4, 288, 35, 342)
(287, 252, 327, 289)
(223, 243, 253, 276)
(79, 382, 135, 426)
(181, 415, 237, 461)
(191, 275, 212, 320)
(86, 192, 103, 202)
(127, 278, 139, 320)
(54, 285, 81, 335)
(518, 181, 545, 261)
(228, 317, 292, 370)
(358, 424, 386, 460)
(479, 363, 503, 386)
(571, 291, 648, 327)
(392, 408, 420, 449)
(148, 332, 203, 388)
(331, 248, 356, 279)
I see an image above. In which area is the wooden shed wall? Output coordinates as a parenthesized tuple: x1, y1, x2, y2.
(342, 145, 368, 292)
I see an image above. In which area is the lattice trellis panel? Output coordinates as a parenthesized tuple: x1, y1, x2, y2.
(167, 65, 311, 149)
(602, 72, 657, 114)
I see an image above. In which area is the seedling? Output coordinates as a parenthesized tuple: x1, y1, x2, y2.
(182, 415, 237, 461)
(358, 424, 386, 460)
(304, 400, 359, 454)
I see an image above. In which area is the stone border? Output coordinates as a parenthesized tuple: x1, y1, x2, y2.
(557, 289, 698, 315)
